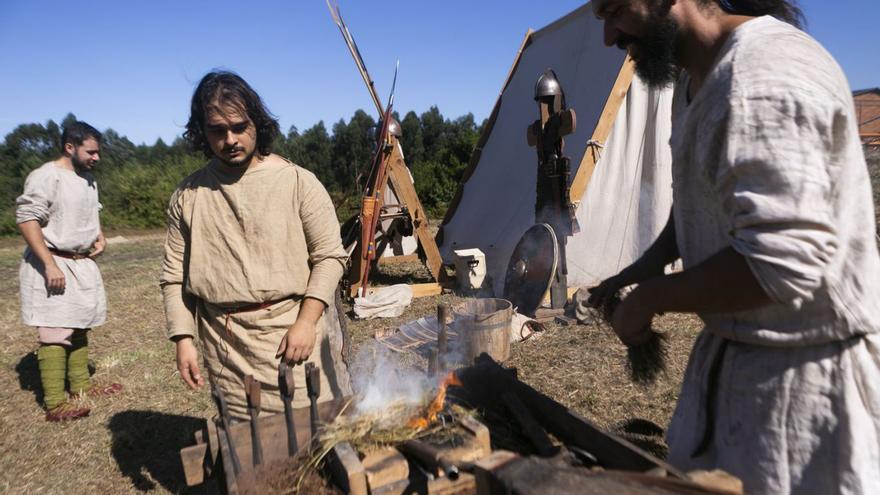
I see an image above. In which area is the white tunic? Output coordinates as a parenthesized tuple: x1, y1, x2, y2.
(664, 17, 880, 494)
(16, 162, 106, 328)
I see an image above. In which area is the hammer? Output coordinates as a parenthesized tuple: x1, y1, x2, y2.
(304, 362, 321, 439)
(278, 362, 298, 456)
(244, 375, 263, 466)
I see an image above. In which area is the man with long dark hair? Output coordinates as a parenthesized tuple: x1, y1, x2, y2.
(17, 121, 122, 421)
(588, 1, 880, 492)
(161, 71, 351, 419)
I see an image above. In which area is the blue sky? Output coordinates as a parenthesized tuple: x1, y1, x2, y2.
(1, 1, 877, 145)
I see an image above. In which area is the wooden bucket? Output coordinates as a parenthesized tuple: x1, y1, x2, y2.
(453, 298, 513, 363)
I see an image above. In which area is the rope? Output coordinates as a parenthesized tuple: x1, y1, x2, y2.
(586, 139, 605, 162)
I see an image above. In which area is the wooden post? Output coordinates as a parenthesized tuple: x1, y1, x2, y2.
(568, 57, 635, 206)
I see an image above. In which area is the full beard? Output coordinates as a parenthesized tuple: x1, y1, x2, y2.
(71, 153, 92, 172)
(627, 14, 681, 88)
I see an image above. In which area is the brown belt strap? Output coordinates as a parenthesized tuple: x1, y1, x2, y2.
(48, 248, 89, 260)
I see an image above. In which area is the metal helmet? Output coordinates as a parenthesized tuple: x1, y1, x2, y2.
(374, 117, 403, 141)
(534, 69, 563, 101)
(387, 117, 402, 138)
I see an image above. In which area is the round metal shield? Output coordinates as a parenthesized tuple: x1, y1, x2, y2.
(503, 223, 558, 316)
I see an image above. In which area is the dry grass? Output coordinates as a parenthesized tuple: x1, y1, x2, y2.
(0, 235, 702, 494)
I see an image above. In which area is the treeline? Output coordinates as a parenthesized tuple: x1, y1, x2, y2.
(0, 109, 482, 235)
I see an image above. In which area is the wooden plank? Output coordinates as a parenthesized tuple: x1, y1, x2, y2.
(180, 443, 208, 486)
(472, 450, 520, 495)
(359, 282, 443, 299)
(216, 426, 241, 495)
(385, 141, 443, 281)
(327, 442, 368, 495)
(459, 414, 491, 455)
(362, 447, 410, 490)
(224, 397, 349, 471)
(568, 57, 635, 205)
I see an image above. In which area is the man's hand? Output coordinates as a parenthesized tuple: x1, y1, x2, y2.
(175, 337, 205, 390)
(276, 320, 317, 365)
(610, 287, 656, 346)
(586, 274, 626, 309)
(45, 263, 66, 294)
(89, 233, 106, 258)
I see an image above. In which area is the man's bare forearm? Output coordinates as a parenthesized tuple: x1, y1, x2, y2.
(296, 297, 327, 326)
(632, 247, 772, 316)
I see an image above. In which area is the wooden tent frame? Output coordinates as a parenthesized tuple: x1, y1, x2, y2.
(437, 6, 636, 258)
(347, 136, 446, 299)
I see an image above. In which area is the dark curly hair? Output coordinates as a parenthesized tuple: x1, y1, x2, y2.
(60, 121, 102, 151)
(184, 70, 280, 158)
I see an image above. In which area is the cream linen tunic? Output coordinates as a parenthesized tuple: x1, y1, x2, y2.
(160, 156, 351, 419)
(16, 162, 106, 329)
(665, 17, 880, 495)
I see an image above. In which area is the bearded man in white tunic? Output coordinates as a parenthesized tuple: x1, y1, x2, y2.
(588, 1, 880, 493)
(17, 121, 122, 422)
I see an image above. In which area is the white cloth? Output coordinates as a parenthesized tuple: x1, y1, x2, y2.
(354, 284, 413, 319)
(16, 162, 106, 328)
(665, 17, 880, 494)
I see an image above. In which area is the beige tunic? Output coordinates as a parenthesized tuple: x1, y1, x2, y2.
(665, 17, 880, 494)
(160, 156, 351, 418)
(16, 162, 106, 329)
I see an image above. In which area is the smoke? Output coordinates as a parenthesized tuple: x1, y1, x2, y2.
(349, 341, 432, 417)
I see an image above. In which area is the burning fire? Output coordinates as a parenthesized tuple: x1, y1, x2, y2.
(407, 371, 462, 430)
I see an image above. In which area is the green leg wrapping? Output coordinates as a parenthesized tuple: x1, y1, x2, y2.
(38, 345, 68, 410)
(67, 329, 90, 395)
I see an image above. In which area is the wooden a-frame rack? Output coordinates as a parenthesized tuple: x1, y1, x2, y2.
(346, 134, 446, 299)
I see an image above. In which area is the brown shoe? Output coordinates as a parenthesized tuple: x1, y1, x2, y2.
(45, 402, 91, 422)
(70, 383, 123, 399)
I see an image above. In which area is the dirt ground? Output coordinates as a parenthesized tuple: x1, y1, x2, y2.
(0, 234, 702, 494)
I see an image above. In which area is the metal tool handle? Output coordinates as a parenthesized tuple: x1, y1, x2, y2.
(211, 386, 242, 475)
(278, 363, 299, 456)
(305, 363, 321, 398)
(245, 375, 261, 410)
(244, 375, 263, 466)
(304, 363, 321, 438)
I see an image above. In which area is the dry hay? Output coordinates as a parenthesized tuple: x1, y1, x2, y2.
(274, 398, 473, 494)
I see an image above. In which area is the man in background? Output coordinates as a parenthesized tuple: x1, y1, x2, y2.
(17, 121, 122, 422)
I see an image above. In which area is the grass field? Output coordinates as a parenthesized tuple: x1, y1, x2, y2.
(0, 233, 704, 494)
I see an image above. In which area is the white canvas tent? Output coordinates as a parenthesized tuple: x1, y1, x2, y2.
(436, 3, 674, 296)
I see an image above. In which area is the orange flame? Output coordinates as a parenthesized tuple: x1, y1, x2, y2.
(407, 371, 462, 430)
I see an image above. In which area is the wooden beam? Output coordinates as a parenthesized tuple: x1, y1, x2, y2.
(327, 442, 369, 495)
(568, 57, 635, 205)
(384, 141, 444, 281)
(357, 282, 443, 299)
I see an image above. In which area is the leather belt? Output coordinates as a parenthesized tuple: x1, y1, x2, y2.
(48, 248, 90, 260)
(220, 296, 296, 315)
